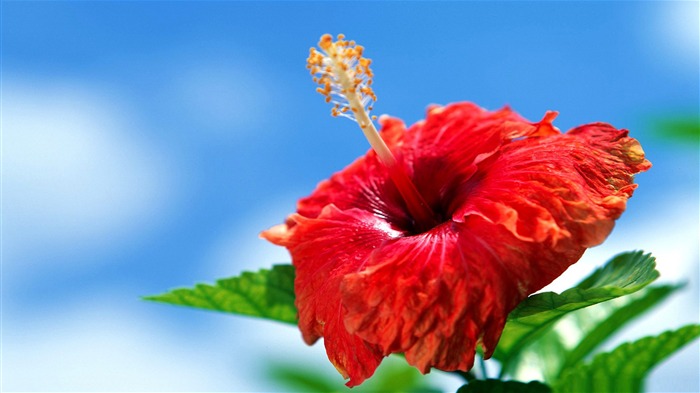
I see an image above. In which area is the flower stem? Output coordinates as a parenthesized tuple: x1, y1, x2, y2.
(478, 355, 489, 379)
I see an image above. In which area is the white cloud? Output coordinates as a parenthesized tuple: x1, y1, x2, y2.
(2, 294, 252, 391)
(2, 79, 181, 269)
(645, 1, 700, 73)
(4, 289, 450, 392)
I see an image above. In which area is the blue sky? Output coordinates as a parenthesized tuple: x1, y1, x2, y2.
(2, 1, 699, 391)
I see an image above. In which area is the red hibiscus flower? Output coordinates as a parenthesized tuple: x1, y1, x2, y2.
(262, 35, 650, 387)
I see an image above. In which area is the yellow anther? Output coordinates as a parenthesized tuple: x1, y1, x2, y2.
(305, 33, 377, 122)
(319, 34, 333, 50)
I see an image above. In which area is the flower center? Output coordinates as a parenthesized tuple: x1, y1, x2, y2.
(307, 34, 440, 232)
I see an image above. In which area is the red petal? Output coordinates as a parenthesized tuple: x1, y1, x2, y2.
(262, 205, 398, 386)
(294, 103, 531, 230)
(263, 102, 650, 384)
(452, 122, 651, 248)
(293, 143, 413, 231)
(341, 215, 584, 373)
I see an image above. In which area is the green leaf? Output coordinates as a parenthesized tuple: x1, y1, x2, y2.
(143, 264, 298, 324)
(457, 380, 552, 393)
(553, 324, 700, 393)
(495, 251, 658, 369)
(557, 284, 679, 374)
(268, 355, 441, 393)
(267, 363, 339, 392)
(506, 284, 680, 383)
(651, 115, 700, 143)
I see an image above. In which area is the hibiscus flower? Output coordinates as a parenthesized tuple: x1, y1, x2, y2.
(261, 34, 650, 387)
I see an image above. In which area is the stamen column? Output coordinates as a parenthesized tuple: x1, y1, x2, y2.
(308, 34, 438, 231)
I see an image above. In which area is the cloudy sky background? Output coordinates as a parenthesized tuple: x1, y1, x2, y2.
(2, 2, 698, 391)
